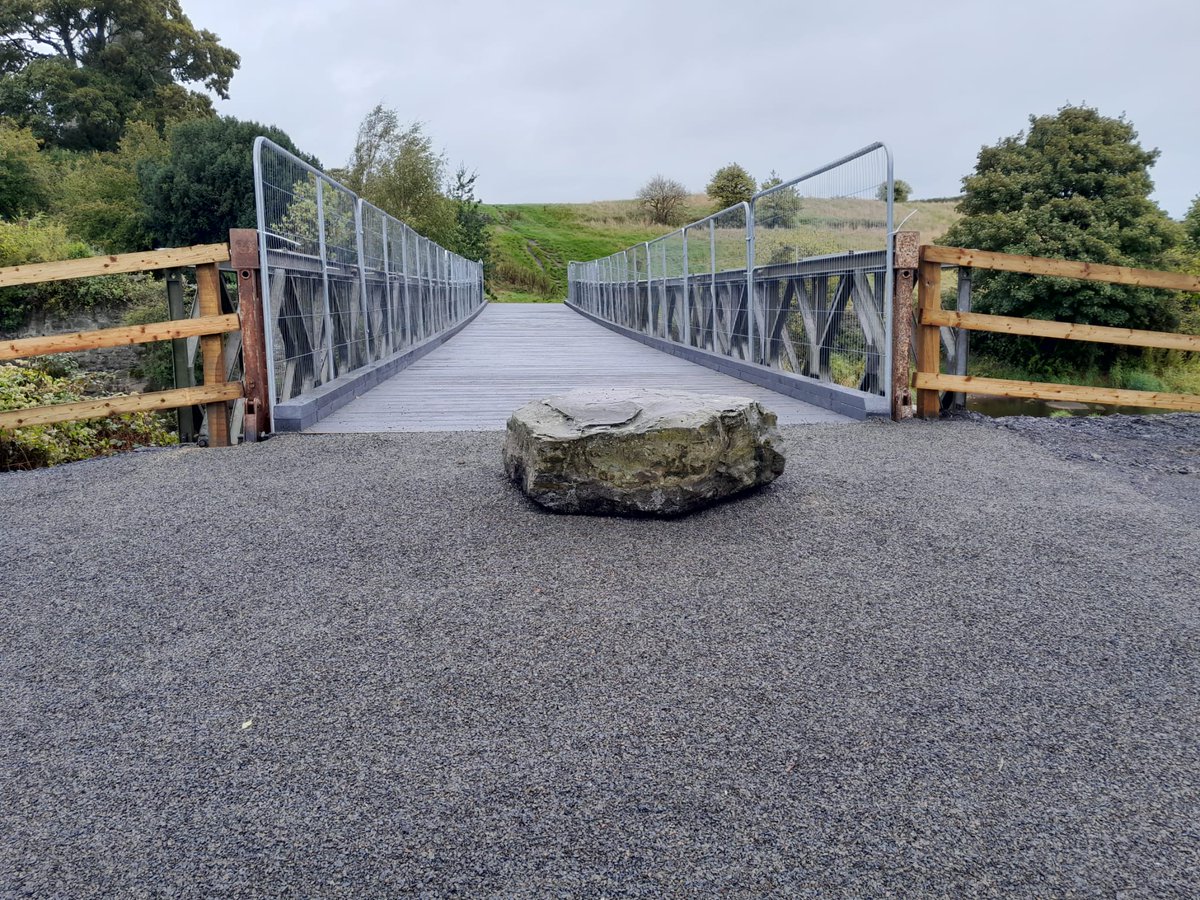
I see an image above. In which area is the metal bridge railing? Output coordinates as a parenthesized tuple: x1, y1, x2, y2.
(569, 143, 895, 401)
(253, 138, 485, 413)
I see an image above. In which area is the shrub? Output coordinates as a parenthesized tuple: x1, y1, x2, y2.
(0, 361, 176, 470)
(1110, 362, 1166, 393)
(0, 217, 162, 331)
(123, 296, 178, 389)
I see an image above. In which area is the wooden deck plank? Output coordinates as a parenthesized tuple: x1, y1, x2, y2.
(307, 304, 852, 432)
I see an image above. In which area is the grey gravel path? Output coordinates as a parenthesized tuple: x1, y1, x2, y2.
(1, 417, 1198, 897)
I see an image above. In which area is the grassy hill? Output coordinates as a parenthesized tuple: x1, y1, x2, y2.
(485, 195, 961, 301)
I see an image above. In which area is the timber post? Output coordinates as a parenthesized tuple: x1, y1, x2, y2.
(915, 245, 943, 419)
(195, 263, 231, 447)
(890, 231, 919, 421)
(229, 228, 272, 441)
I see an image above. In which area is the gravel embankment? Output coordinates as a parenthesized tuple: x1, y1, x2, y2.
(1, 417, 1197, 897)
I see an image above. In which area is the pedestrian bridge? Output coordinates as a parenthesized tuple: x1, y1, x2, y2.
(255, 139, 894, 437)
(307, 304, 848, 432)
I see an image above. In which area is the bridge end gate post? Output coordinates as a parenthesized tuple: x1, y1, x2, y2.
(230, 228, 272, 441)
(890, 231, 919, 420)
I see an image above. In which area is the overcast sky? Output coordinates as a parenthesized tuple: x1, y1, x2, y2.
(189, 0, 1198, 217)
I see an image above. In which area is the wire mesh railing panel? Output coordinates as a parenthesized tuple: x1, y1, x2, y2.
(254, 138, 485, 411)
(359, 202, 392, 358)
(254, 147, 329, 401)
(319, 181, 368, 374)
(567, 144, 893, 400)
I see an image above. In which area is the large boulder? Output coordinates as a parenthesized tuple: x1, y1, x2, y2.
(504, 388, 786, 517)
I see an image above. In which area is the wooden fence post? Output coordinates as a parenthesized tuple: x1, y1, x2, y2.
(891, 231, 919, 420)
(915, 246, 943, 419)
(229, 229, 271, 441)
(195, 263, 230, 447)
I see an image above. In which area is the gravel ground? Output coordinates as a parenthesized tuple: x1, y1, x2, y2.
(1, 416, 1197, 897)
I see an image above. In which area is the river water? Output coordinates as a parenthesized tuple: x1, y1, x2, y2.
(967, 396, 1162, 418)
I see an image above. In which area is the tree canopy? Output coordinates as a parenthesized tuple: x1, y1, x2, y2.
(941, 106, 1181, 368)
(706, 163, 755, 210)
(449, 165, 489, 269)
(877, 179, 911, 202)
(0, 118, 51, 217)
(755, 171, 801, 227)
(0, 1, 240, 151)
(139, 116, 310, 247)
(1184, 195, 1200, 249)
(337, 106, 456, 247)
(637, 175, 687, 226)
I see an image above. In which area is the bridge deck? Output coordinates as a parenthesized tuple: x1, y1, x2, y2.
(308, 303, 850, 432)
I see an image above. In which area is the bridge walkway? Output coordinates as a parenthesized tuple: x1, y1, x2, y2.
(307, 303, 849, 432)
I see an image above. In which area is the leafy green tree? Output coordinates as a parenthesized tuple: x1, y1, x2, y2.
(637, 175, 687, 225)
(0, 118, 52, 216)
(0, 0, 239, 151)
(1184, 195, 1200, 249)
(449, 165, 490, 270)
(53, 121, 167, 252)
(139, 116, 311, 247)
(755, 170, 802, 227)
(942, 106, 1181, 368)
(338, 105, 456, 246)
(876, 179, 912, 202)
(706, 163, 755, 210)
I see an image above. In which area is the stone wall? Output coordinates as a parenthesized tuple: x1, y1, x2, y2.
(3, 305, 146, 388)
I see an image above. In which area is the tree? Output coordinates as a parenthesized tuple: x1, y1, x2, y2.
(941, 106, 1181, 369)
(139, 116, 311, 247)
(448, 165, 490, 271)
(706, 163, 755, 210)
(338, 106, 456, 246)
(755, 170, 802, 227)
(0, 1, 240, 151)
(877, 179, 912, 202)
(637, 175, 687, 226)
(0, 118, 51, 217)
(53, 121, 168, 252)
(1184, 195, 1200, 249)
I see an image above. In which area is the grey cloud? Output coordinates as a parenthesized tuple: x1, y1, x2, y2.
(190, 0, 1198, 216)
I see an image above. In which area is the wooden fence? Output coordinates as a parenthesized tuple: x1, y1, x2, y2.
(0, 229, 271, 446)
(908, 244, 1200, 418)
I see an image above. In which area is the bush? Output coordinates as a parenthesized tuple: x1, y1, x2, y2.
(706, 163, 755, 210)
(52, 121, 168, 253)
(123, 296, 179, 389)
(943, 106, 1182, 370)
(876, 180, 912, 202)
(0, 217, 162, 331)
(637, 175, 688, 226)
(0, 361, 176, 470)
(491, 260, 557, 298)
(140, 115, 313, 247)
(1110, 362, 1166, 393)
(0, 118, 53, 217)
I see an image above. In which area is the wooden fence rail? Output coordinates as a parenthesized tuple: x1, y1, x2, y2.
(0, 237, 269, 446)
(913, 246, 1200, 418)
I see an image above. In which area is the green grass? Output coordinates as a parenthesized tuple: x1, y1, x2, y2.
(486, 196, 961, 302)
